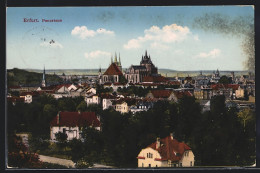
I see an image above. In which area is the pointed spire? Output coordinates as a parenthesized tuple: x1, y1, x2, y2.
(119, 53, 121, 65)
(114, 52, 118, 63)
(145, 50, 148, 57)
(111, 54, 113, 64)
(43, 65, 45, 80)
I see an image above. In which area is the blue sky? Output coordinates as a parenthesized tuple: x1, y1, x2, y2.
(6, 6, 254, 71)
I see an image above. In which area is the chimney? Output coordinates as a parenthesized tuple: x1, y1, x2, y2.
(170, 133, 174, 140)
(156, 137, 160, 149)
(57, 111, 60, 125)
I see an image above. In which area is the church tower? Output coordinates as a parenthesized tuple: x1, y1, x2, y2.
(98, 65, 102, 84)
(41, 66, 46, 87)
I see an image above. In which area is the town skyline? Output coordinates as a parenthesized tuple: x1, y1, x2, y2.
(7, 6, 254, 71)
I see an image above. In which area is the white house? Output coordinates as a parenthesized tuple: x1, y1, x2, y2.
(86, 94, 101, 106)
(50, 111, 101, 141)
(137, 133, 195, 168)
(102, 94, 117, 110)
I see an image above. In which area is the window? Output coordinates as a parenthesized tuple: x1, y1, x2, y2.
(142, 163, 144, 167)
(179, 163, 182, 167)
(149, 164, 151, 167)
(190, 161, 193, 166)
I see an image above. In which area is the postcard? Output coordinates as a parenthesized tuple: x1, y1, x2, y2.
(6, 5, 256, 169)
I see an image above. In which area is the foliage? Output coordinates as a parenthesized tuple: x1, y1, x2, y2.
(218, 75, 232, 84)
(8, 135, 43, 168)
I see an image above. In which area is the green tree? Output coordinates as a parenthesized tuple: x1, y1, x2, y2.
(218, 75, 232, 84)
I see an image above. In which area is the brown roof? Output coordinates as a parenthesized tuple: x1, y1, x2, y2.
(150, 90, 173, 98)
(148, 135, 191, 162)
(173, 91, 193, 99)
(143, 76, 169, 83)
(211, 84, 239, 90)
(50, 112, 100, 127)
(103, 63, 123, 76)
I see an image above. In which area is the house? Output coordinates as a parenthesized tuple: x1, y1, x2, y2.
(113, 99, 136, 113)
(130, 101, 154, 114)
(146, 90, 177, 102)
(86, 94, 101, 106)
(50, 111, 101, 141)
(102, 94, 117, 110)
(235, 86, 245, 99)
(19, 91, 39, 103)
(137, 133, 194, 167)
(193, 88, 212, 100)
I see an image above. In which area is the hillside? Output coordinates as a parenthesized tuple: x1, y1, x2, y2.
(7, 68, 63, 87)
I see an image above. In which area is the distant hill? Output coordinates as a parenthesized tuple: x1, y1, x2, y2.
(7, 68, 63, 87)
(19, 68, 249, 77)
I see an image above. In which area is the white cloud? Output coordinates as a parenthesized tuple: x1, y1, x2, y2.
(151, 42, 169, 50)
(40, 41, 63, 49)
(124, 24, 194, 49)
(84, 50, 110, 60)
(71, 26, 114, 39)
(194, 49, 221, 59)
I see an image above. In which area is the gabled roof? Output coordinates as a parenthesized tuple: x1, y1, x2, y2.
(149, 90, 173, 98)
(50, 112, 100, 127)
(148, 135, 191, 162)
(103, 63, 123, 76)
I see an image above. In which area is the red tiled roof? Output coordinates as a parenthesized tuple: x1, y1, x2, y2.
(150, 90, 173, 98)
(50, 112, 100, 127)
(103, 63, 123, 75)
(137, 156, 145, 159)
(148, 136, 191, 162)
(173, 91, 193, 99)
(143, 76, 169, 83)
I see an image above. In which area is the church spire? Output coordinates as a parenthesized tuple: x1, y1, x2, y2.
(119, 53, 121, 65)
(43, 65, 45, 80)
(145, 50, 148, 57)
(114, 52, 118, 63)
(41, 65, 46, 87)
(111, 54, 113, 64)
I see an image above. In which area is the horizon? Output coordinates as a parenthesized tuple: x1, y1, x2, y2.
(7, 6, 254, 71)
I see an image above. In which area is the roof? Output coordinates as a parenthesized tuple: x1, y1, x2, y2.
(103, 63, 123, 76)
(113, 98, 137, 106)
(50, 112, 100, 127)
(143, 76, 169, 83)
(149, 90, 173, 98)
(211, 84, 239, 90)
(147, 135, 191, 162)
(173, 91, 193, 99)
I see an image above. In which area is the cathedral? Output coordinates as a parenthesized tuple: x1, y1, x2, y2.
(124, 50, 158, 83)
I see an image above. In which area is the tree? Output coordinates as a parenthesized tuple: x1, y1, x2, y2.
(237, 108, 254, 130)
(76, 101, 87, 112)
(218, 75, 232, 84)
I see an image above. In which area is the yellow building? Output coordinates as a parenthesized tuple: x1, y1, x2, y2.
(137, 133, 195, 167)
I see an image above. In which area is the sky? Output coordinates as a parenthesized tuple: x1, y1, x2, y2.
(6, 6, 254, 71)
